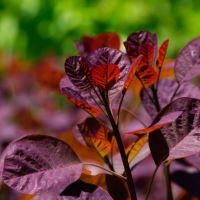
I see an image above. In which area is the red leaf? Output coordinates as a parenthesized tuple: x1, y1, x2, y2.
(123, 55, 143, 92)
(35, 66, 64, 92)
(136, 64, 157, 88)
(76, 33, 120, 56)
(91, 64, 120, 91)
(156, 39, 169, 68)
(92, 32, 120, 51)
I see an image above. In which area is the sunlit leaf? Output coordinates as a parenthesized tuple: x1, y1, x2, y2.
(78, 118, 112, 157)
(91, 64, 120, 91)
(0, 135, 82, 194)
(59, 131, 104, 165)
(18, 195, 34, 200)
(92, 32, 120, 51)
(76, 32, 120, 57)
(88, 47, 131, 95)
(156, 39, 169, 68)
(126, 135, 148, 163)
(136, 64, 157, 88)
(175, 37, 200, 83)
(122, 55, 143, 93)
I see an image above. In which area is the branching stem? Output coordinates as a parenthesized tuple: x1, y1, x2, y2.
(101, 92, 137, 200)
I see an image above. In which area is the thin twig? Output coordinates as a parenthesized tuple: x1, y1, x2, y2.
(83, 163, 126, 181)
(145, 166, 159, 200)
(170, 82, 180, 102)
(101, 91, 138, 200)
(164, 163, 173, 200)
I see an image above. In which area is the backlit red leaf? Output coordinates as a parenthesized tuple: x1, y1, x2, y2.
(156, 39, 169, 68)
(78, 118, 112, 157)
(92, 32, 120, 51)
(76, 32, 120, 57)
(136, 64, 157, 88)
(34, 66, 64, 92)
(122, 55, 143, 93)
(91, 64, 120, 91)
(88, 47, 131, 95)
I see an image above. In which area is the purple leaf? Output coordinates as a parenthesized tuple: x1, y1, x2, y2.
(64, 56, 92, 92)
(141, 78, 200, 118)
(149, 97, 200, 165)
(0, 135, 82, 194)
(33, 187, 113, 200)
(60, 76, 101, 117)
(175, 37, 200, 83)
(124, 31, 158, 65)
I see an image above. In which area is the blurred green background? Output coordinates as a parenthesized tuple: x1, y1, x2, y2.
(0, 0, 200, 60)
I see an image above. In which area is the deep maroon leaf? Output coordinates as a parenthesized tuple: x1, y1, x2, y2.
(149, 97, 200, 165)
(149, 129, 169, 166)
(175, 37, 200, 82)
(75, 36, 94, 57)
(60, 179, 97, 197)
(0, 135, 82, 194)
(124, 31, 158, 65)
(141, 78, 200, 118)
(105, 175, 128, 200)
(171, 170, 200, 198)
(64, 56, 92, 92)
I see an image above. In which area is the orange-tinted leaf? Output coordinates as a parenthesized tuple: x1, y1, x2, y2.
(136, 64, 157, 88)
(156, 39, 169, 68)
(125, 135, 148, 162)
(92, 32, 120, 51)
(35, 66, 64, 92)
(91, 64, 120, 91)
(18, 195, 34, 200)
(59, 131, 103, 164)
(78, 118, 112, 157)
(127, 123, 169, 135)
(122, 55, 143, 93)
(90, 138, 112, 157)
